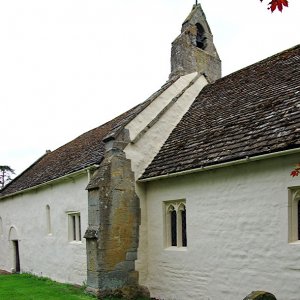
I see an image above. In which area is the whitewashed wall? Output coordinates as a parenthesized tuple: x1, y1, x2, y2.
(0, 173, 89, 285)
(125, 73, 208, 283)
(144, 153, 300, 300)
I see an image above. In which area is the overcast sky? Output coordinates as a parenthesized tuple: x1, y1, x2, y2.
(1, 0, 300, 175)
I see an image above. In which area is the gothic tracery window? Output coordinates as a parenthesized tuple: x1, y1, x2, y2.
(166, 201, 187, 248)
(288, 188, 300, 243)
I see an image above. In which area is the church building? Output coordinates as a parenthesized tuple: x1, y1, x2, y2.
(0, 3, 300, 300)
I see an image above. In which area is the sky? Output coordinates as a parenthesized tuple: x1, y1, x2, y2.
(1, 0, 300, 176)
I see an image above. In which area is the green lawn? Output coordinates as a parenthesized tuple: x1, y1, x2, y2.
(0, 273, 149, 300)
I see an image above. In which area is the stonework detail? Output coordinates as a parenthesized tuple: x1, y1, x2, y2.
(85, 131, 146, 297)
(170, 4, 221, 82)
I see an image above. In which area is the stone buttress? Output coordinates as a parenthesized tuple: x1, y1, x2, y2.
(84, 129, 148, 298)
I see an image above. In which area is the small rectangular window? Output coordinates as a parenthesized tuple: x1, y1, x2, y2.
(165, 200, 187, 248)
(68, 212, 81, 242)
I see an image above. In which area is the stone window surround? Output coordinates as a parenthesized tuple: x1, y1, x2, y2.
(288, 187, 300, 244)
(164, 199, 187, 250)
(66, 211, 82, 243)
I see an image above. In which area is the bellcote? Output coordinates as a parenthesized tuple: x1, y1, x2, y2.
(169, 3, 221, 82)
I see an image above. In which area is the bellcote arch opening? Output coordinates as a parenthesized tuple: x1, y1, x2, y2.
(195, 23, 207, 50)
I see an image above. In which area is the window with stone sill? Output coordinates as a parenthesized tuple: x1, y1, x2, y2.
(67, 212, 81, 242)
(165, 200, 187, 248)
(288, 188, 300, 243)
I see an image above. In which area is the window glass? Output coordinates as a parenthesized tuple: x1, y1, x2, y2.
(171, 210, 177, 246)
(181, 208, 187, 247)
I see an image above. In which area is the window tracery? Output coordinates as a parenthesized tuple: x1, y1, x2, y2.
(165, 201, 187, 248)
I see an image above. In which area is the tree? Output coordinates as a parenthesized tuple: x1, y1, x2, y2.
(0, 165, 15, 189)
(260, 0, 289, 12)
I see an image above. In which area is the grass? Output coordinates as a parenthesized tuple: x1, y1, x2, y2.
(0, 273, 149, 300)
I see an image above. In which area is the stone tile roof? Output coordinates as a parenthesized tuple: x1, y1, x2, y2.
(0, 78, 178, 198)
(0, 112, 128, 198)
(141, 45, 300, 179)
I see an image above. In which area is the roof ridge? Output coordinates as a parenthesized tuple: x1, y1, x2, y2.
(216, 44, 300, 83)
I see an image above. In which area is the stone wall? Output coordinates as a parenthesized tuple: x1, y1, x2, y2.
(85, 133, 147, 298)
(169, 4, 221, 81)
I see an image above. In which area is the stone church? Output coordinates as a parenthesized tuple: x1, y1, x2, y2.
(0, 3, 300, 300)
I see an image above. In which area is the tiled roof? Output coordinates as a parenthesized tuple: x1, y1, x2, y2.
(0, 112, 128, 198)
(0, 78, 177, 198)
(141, 45, 300, 179)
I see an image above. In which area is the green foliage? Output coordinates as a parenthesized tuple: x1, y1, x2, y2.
(0, 273, 150, 300)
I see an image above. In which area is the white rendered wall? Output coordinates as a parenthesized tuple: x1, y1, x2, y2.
(125, 72, 207, 180)
(144, 154, 300, 300)
(124, 73, 208, 283)
(0, 173, 89, 285)
(126, 72, 199, 147)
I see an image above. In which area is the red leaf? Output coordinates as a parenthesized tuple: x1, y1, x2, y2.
(264, 0, 289, 12)
(282, 0, 289, 7)
(291, 170, 300, 177)
(291, 165, 300, 177)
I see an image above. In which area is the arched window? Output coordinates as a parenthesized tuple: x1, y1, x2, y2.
(165, 201, 187, 248)
(0, 217, 3, 237)
(180, 205, 187, 247)
(195, 23, 207, 50)
(298, 200, 300, 240)
(170, 207, 177, 246)
(288, 189, 300, 242)
(46, 205, 52, 234)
